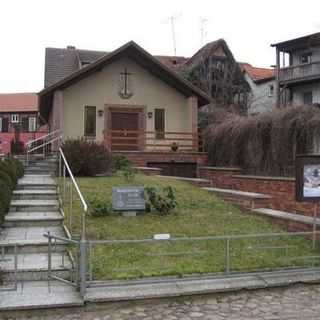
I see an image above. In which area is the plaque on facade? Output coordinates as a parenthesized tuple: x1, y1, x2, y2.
(112, 187, 145, 211)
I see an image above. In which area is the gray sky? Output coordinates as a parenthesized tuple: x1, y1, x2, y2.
(1, 0, 319, 93)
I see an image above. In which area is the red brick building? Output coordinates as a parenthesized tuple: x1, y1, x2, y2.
(0, 93, 47, 154)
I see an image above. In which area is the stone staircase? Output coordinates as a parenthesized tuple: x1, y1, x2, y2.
(0, 154, 73, 282)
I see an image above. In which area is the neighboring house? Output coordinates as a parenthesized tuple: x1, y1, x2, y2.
(240, 63, 275, 114)
(0, 93, 47, 154)
(181, 39, 250, 114)
(39, 41, 210, 176)
(272, 32, 320, 107)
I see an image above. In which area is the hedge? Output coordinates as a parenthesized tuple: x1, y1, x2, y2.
(0, 157, 24, 224)
(205, 105, 320, 176)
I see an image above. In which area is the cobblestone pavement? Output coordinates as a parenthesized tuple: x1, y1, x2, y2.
(2, 283, 320, 320)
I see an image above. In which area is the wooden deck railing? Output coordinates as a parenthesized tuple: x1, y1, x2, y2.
(105, 130, 203, 152)
(279, 61, 320, 83)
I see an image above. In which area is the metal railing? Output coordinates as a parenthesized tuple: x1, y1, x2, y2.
(25, 129, 62, 165)
(279, 61, 320, 82)
(0, 243, 18, 292)
(86, 231, 320, 285)
(58, 147, 88, 241)
(45, 228, 320, 298)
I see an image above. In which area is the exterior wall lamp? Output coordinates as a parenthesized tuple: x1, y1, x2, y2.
(98, 110, 104, 117)
(147, 112, 153, 119)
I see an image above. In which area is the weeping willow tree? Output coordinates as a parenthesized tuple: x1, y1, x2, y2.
(205, 105, 320, 176)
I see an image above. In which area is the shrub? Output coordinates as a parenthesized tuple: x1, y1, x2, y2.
(122, 166, 137, 182)
(62, 139, 112, 176)
(205, 105, 320, 176)
(89, 197, 114, 217)
(145, 186, 177, 215)
(0, 160, 18, 187)
(112, 155, 132, 171)
(0, 201, 5, 225)
(0, 180, 12, 213)
(0, 170, 14, 190)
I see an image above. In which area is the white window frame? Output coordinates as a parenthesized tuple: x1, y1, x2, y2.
(28, 117, 37, 132)
(11, 114, 19, 123)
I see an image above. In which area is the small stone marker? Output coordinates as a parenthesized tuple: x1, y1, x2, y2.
(153, 234, 171, 240)
(112, 187, 145, 216)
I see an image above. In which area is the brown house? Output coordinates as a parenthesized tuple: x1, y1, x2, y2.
(39, 41, 210, 176)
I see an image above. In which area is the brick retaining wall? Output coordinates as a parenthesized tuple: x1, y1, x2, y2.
(199, 167, 315, 218)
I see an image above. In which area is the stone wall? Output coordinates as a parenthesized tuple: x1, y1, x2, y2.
(199, 166, 315, 217)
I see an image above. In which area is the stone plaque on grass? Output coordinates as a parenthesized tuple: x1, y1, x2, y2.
(112, 187, 145, 213)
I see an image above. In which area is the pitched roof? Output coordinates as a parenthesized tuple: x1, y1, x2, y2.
(239, 63, 275, 83)
(271, 32, 320, 51)
(0, 93, 38, 113)
(39, 41, 211, 119)
(185, 39, 233, 67)
(45, 47, 188, 87)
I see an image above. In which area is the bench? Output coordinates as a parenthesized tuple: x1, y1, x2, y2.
(203, 187, 272, 209)
(253, 208, 320, 230)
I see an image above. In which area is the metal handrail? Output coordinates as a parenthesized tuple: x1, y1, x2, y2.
(25, 129, 62, 147)
(28, 135, 62, 154)
(59, 147, 88, 240)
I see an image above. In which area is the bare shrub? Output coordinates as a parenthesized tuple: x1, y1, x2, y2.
(205, 105, 320, 176)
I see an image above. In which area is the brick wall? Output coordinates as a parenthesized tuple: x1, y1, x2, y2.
(199, 166, 315, 218)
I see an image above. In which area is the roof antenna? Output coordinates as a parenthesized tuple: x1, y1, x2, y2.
(163, 13, 181, 56)
(200, 18, 208, 46)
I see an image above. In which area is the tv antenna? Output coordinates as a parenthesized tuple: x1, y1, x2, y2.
(163, 13, 181, 56)
(200, 18, 208, 46)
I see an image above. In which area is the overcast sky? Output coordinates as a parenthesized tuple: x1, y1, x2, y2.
(1, 0, 320, 93)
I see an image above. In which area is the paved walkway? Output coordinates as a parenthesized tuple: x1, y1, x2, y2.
(2, 283, 320, 319)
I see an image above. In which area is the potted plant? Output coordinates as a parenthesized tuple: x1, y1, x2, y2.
(171, 142, 179, 152)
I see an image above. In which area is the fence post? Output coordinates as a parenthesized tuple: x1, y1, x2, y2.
(79, 239, 87, 298)
(225, 238, 230, 274)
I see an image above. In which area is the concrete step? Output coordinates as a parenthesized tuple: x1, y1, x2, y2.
(157, 175, 212, 188)
(0, 280, 83, 311)
(0, 226, 67, 253)
(1, 252, 73, 281)
(17, 175, 57, 190)
(9, 199, 59, 212)
(3, 211, 63, 227)
(12, 189, 58, 200)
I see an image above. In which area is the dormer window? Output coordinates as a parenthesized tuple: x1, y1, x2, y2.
(11, 114, 19, 123)
(300, 52, 312, 64)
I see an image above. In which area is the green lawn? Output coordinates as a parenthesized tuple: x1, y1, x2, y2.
(62, 173, 319, 280)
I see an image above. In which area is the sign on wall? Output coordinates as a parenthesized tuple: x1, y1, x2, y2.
(296, 155, 320, 202)
(112, 187, 145, 211)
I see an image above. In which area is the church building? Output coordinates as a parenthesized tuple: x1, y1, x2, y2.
(39, 41, 210, 176)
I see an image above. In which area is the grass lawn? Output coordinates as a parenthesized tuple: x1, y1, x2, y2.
(62, 173, 319, 280)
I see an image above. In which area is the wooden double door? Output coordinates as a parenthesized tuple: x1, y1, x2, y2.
(107, 107, 145, 151)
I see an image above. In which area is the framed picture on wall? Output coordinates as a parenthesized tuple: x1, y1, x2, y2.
(296, 155, 320, 202)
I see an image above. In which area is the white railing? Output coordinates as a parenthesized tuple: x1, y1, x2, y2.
(279, 61, 320, 82)
(58, 147, 88, 240)
(25, 130, 62, 164)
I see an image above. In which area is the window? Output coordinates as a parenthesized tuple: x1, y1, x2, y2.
(84, 106, 96, 136)
(268, 85, 274, 97)
(155, 108, 165, 139)
(1, 117, 9, 132)
(303, 91, 313, 105)
(11, 114, 19, 123)
(300, 52, 312, 64)
(28, 117, 37, 132)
